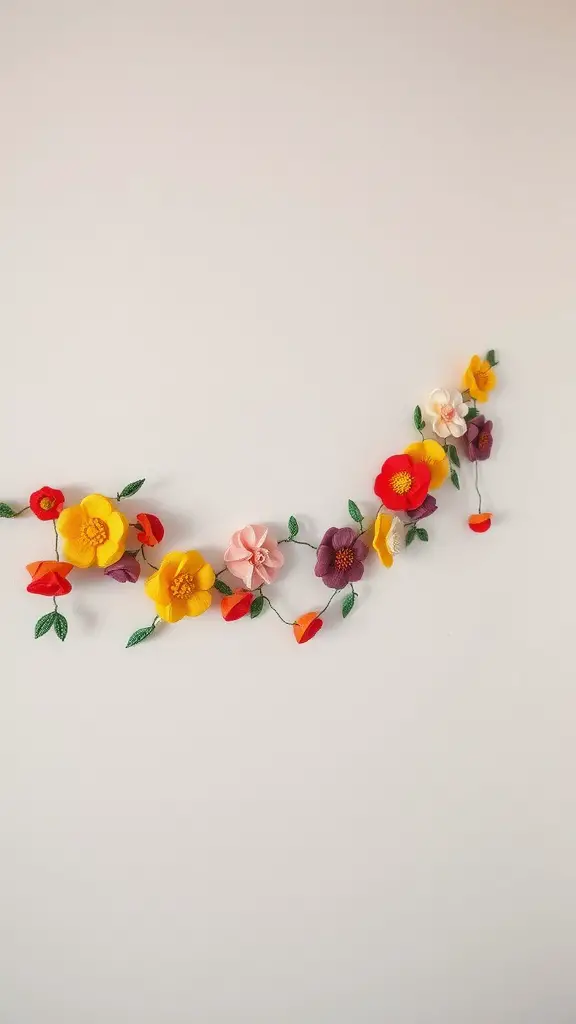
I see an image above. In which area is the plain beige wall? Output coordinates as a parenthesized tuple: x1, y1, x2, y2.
(1, 2, 575, 1022)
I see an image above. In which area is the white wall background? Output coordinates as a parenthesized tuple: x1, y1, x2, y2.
(1, 2, 575, 1021)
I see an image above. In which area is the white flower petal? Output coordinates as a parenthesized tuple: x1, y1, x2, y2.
(433, 416, 451, 438)
(449, 416, 467, 438)
(386, 516, 405, 555)
(450, 390, 464, 407)
(456, 403, 468, 418)
(427, 388, 450, 416)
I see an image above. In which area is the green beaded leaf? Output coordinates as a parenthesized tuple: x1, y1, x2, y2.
(405, 525, 417, 547)
(214, 578, 233, 596)
(464, 406, 478, 423)
(250, 595, 264, 619)
(126, 624, 155, 648)
(117, 478, 146, 501)
(348, 499, 362, 524)
(342, 592, 355, 619)
(416, 528, 429, 542)
(486, 349, 498, 367)
(446, 444, 460, 468)
(54, 612, 68, 642)
(413, 405, 425, 431)
(450, 468, 460, 490)
(35, 612, 56, 638)
(0, 503, 16, 518)
(288, 515, 299, 538)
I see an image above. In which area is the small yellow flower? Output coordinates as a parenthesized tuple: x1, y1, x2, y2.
(57, 494, 129, 568)
(463, 354, 496, 403)
(372, 514, 404, 568)
(404, 439, 449, 490)
(145, 550, 215, 623)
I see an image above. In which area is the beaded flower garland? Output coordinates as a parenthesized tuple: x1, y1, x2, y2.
(1, 352, 499, 646)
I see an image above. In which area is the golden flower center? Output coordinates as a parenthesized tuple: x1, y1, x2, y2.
(475, 370, 489, 389)
(478, 432, 490, 449)
(80, 517, 108, 546)
(390, 470, 413, 495)
(440, 404, 455, 421)
(334, 548, 354, 571)
(170, 572, 196, 599)
(39, 496, 55, 510)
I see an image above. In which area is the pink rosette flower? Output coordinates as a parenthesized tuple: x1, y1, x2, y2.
(224, 525, 284, 589)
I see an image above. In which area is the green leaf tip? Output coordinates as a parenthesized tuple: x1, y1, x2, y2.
(35, 612, 56, 638)
(413, 405, 425, 431)
(117, 478, 146, 501)
(214, 579, 233, 596)
(450, 468, 460, 490)
(126, 624, 156, 648)
(0, 503, 16, 518)
(288, 515, 299, 538)
(342, 592, 355, 619)
(250, 595, 264, 619)
(446, 444, 460, 468)
(486, 349, 498, 367)
(416, 528, 428, 542)
(406, 525, 417, 547)
(348, 499, 362, 524)
(54, 613, 68, 641)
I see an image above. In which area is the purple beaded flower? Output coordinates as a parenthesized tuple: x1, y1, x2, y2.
(314, 527, 368, 589)
(407, 495, 438, 521)
(466, 415, 493, 462)
(104, 553, 141, 583)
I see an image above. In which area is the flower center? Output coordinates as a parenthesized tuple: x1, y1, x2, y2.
(475, 370, 488, 389)
(390, 471, 412, 495)
(80, 517, 108, 546)
(251, 550, 266, 565)
(478, 431, 490, 449)
(39, 496, 55, 510)
(441, 404, 455, 421)
(170, 572, 196, 599)
(334, 547, 354, 571)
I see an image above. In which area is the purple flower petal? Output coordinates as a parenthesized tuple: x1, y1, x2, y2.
(314, 544, 334, 577)
(407, 495, 437, 520)
(332, 526, 357, 550)
(318, 526, 338, 549)
(104, 553, 141, 583)
(322, 568, 352, 590)
(352, 538, 368, 562)
(346, 560, 365, 584)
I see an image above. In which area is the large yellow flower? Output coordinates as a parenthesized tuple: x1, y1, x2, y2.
(463, 354, 497, 403)
(404, 439, 448, 490)
(57, 494, 129, 568)
(145, 550, 215, 623)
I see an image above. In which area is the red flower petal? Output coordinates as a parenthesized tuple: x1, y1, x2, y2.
(27, 571, 72, 597)
(29, 486, 65, 521)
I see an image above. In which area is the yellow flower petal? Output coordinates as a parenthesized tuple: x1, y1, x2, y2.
(373, 513, 394, 568)
(63, 537, 97, 568)
(57, 505, 86, 540)
(107, 509, 129, 544)
(155, 600, 188, 623)
(185, 590, 212, 617)
(144, 570, 165, 603)
(404, 439, 448, 490)
(194, 562, 216, 592)
(178, 550, 206, 577)
(81, 494, 113, 519)
(95, 538, 126, 567)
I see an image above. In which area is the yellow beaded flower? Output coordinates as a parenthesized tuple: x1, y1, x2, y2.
(145, 550, 215, 623)
(57, 494, 129, 568)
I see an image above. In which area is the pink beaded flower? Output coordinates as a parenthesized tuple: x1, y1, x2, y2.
(224, 525, 284, 589)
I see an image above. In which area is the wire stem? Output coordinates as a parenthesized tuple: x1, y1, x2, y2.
(261, 593, 295, 626)
(474, 461, 482, 514)
(53, 520, 60, 561)
(139, 546, 159, 571)
(317, 589, 339, 618)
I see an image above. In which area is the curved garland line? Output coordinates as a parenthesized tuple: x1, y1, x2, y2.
(0, 352, 499, 647)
